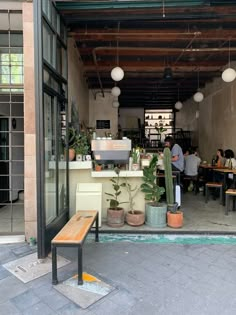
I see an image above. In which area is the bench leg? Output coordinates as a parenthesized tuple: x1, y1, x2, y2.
(220, 187, 223, 205)
(78, 245, 83, 285)
(52, 245, 58, 285)
(95, 214, 99, 242)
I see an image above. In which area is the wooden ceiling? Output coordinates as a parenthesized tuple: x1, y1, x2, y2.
(56, 0, 236, 109)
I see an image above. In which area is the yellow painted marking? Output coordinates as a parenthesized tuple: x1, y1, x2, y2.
(72, 273, 100, 282)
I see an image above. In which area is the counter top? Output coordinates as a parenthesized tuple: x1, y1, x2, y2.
(91, 170, 143, 177)
(49, 161, 92, 170)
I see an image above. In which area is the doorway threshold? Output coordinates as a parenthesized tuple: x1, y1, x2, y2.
(0, 234, 25, 244)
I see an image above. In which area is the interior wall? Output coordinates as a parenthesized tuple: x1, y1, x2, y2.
(119, 108, 144, 129)
(176, 76, 236, 162)
(89, 91, 118, 137)
(67, 38, 89, 129)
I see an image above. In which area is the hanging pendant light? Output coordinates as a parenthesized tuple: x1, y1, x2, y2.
(222, 39, 236, 83)
(175, 86, 183, 110)
(111, 86, 121, 97)
(112, 96, 120, 108)
(193, 69, 204, 103)
(111, 22, 124, 82)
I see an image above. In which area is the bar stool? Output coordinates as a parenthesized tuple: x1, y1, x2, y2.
(205, 182, 223, 204)
(225, 189, 236, 215)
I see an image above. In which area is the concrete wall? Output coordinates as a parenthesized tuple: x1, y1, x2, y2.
(68, 38, 89, 128)
(89, 91, 118, 137)
(176, 76, 236, 162)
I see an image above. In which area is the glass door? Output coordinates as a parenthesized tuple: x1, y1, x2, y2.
(34, 0, 69, 258)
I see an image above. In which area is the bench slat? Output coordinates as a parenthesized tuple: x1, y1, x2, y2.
(52, 210, 97, 245)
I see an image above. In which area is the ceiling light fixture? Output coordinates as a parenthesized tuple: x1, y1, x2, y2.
(111, 22, 124, 82)
(193, 69, 204, 103)
(174, 86, 183, 110)
(222, 39, 236, 83)
(111, 86, 121, 97)
(112, 96, 120, 108)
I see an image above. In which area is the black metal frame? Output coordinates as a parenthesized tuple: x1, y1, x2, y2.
(34, 0, 69, 259)
(51, 213, 99, 286)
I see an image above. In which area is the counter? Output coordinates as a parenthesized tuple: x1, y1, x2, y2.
(68, 162, 145, 221)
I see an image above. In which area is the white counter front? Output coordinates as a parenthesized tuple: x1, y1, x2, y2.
(91, 170, 143, 177)
(68, 163, 145, 220)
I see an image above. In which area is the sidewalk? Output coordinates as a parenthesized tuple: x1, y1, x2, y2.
(1, 239, 236, 314)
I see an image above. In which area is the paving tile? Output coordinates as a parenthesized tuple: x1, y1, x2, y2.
(11, 245, 33, 256)
(0, 276, 28, 304)
(57, 302, 88, 315)
(40, 291, 71, 311)
(0, 265, 11, 280)
(11, 289, 40, 311)
(21, 301, 56, 315)
(0, 301, 22, 315)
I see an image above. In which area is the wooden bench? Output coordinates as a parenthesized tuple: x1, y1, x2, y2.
(51, 210, 99, 286)
(205, 182, 223, 204)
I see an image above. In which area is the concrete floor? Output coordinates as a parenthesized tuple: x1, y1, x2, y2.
(101, 191, 236, 233)
(1, 191, 236, 235)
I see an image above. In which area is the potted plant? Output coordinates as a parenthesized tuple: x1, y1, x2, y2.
(105, 168, 127, 227)
(131, 147, 140, 171)
(163, 147, 183, 228)
(74, 132, 90, 161)
(141, 155, 166, 227)
(67, 127, 77, 161)
(124, 180, 144, 226)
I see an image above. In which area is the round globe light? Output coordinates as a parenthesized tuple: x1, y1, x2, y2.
(193, 91, 204, 103)
(112, 100, 120, 108)
(111, 86, 121, 97)
(111, 66, 124, 81)
(222, 67, 236, 83)
(196, 110, 199, 119)
(175, 101, 183, 110)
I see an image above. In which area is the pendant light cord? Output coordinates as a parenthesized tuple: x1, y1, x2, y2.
(162, 0, 165, 18)
(116, 22, 120, 66)
(229, 39, 231, 67)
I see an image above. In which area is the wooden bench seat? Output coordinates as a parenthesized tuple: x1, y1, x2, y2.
(51, 210, 99, 285)
(225, 189, 236, 215)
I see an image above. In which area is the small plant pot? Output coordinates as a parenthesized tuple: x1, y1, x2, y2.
(69, 148, 76, 161)
(167, 211, 183, 228)
(132, 163, 139, 171)
(29, 237, 36, 246)
(107, 208, 124, 227)
(126, 210, 145, 226)
(95, 165, 102, 171)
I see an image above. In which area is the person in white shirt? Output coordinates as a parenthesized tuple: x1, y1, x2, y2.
(184, 148, 201, 192)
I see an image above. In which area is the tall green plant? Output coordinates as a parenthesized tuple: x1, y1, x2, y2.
(141, 155, 165, 204)
(163, 147, 174, 204)
(105, 168, 127, 209)
(124, 179, 139, 214)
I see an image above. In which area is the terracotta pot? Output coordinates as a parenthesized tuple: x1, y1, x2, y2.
(69, 148, 76, 161)
(95, 164, 102, 171)
(126, 210, 145, 226)
(167, 211, 183, 228)
(132, 163, 139, 171)
(107, 208, 124, 227)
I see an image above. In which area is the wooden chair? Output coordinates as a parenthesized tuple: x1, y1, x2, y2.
(225, 189, 236, 215)
(205, 182, 223, 204)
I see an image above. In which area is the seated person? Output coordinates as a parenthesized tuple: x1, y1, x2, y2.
(164, 136, 184, 172)
(164, 136, 184, 185)
(184, 148, 201, 191)
(224, 149, 236, 169)
(215, 149, 225, 167)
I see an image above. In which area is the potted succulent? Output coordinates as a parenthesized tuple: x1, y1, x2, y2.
(131, 147, 140, 171)
(163, 147, 183, 228)
(141, 155, 166, 227)
(74, 132, 90, 161)
(105, 168, 127, 227)
(124, 180, 144, 226)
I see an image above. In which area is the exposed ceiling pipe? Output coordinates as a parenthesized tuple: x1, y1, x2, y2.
(71, 31, 202, 37)
(92, 49, 105, 97)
